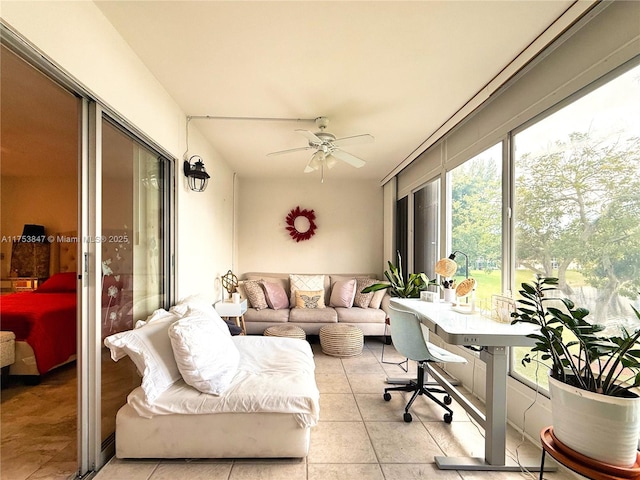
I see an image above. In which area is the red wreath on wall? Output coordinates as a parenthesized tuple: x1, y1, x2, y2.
(285, 206, 317, 242)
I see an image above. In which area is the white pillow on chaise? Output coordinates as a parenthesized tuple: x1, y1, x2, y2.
(168, 312, 240, 395)
(104, 313, 181, 404)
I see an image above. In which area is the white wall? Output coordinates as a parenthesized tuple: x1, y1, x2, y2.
(1, 1, 235, 302)
(237, 177, 383, 276)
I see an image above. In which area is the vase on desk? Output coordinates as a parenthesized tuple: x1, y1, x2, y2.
(442, 288, 456, 304)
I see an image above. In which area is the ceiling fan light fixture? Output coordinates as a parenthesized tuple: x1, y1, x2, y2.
(309, 151, 325, 171)
(326, 155, 338, 169)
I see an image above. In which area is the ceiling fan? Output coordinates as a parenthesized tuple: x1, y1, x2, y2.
(267, 117, 374, 181)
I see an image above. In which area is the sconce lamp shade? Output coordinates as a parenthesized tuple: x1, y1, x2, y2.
(183, 155, 210, 192)
(435, 256, 457, 278)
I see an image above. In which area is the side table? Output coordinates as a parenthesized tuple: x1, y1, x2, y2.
(214, 299, 247, 335)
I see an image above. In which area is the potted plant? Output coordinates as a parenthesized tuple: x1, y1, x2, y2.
(511, 275, 640, 467)
(361, 251, 436, 298)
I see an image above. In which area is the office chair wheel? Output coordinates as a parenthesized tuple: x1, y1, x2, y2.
(403, 412, 413, 423)
(444, 395, 452, 405)
(443, 413, 453, 424)
(383, 392, 392, 401)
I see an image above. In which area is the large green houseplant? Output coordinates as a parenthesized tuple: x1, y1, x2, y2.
(511, 275, 640, 466)
(361, 251, 436, 298)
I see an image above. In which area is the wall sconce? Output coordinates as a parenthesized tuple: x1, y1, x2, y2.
(183, 155, 210, 192)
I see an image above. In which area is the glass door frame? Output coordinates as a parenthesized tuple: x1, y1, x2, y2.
(2, 25, 176, 476)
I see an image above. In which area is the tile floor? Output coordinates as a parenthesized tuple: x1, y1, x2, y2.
(95, 338, 578, 480)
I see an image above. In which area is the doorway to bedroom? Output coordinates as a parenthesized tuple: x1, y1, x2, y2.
(1, 37, 174, 478)
(0, 45, 80, 479)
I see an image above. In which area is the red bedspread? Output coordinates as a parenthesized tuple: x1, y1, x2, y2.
(0, 291, 76, 375)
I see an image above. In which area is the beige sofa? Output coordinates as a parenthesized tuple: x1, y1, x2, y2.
(240, 273, 390, 336)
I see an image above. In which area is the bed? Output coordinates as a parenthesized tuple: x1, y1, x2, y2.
(1, 233, 78, 377)
(105, 300, 320, 458)
(1, 274, 77, 376)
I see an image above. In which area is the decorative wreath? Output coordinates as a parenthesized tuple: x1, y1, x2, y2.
(285, 206, 317, 242)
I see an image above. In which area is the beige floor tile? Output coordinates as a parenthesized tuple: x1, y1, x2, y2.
(381, 463, 463, 480)
(425, 420, 487, 459)
(346, 373, 388, 394)
(229, 461, 307, 480)
(314, 372, 351, 393)
(92, 458, 159, 479)
(340, 355, 386, 374)
(149, 461, 232, 479)
(308, 421, 377, 464)
(409, 389, 469, 423)
(319, 393, 362, 421)
(458, 467, 579, 480)
(355, 393, 410, 422)
(366, 421, 443, 464)
(308, 463, 384, 480)
(312, 352, 345, 374)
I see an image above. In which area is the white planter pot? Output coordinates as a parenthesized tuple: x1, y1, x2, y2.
(549, 375, 640, 467)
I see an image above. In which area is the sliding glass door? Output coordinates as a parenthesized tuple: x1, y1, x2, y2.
(98, 117, 171, 457)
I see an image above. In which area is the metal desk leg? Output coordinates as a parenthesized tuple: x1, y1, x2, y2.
(436, 346, 554, 472)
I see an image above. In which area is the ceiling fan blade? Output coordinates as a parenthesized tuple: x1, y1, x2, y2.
(332, 134, 375, 147)
(267, 146, 313, 156)
(295, 129, 323, 144)
(331, 148, 366, 168)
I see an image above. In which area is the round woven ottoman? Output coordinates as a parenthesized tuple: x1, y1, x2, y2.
(263, 324, 307, 340)
(319, 324, 364, 357)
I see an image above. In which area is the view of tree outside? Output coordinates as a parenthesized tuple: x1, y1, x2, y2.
(512, 63, 640, 387)
(449, 143, 502, 307)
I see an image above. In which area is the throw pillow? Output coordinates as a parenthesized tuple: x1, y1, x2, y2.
(289, 274, 325, 306)
(329, 278, 357, 308)
(295, 289, 326, 309)
(168, 313, 240, 395)
(243, 280, 268, 310)
(35, 272, 77, 292)
(369, 282, 390, 309)
(261, 282, 289, 310)
(104, 316, 181, 404)
(353, 277, 376, 308)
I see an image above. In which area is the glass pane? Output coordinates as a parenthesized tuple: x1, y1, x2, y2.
(414, 179, 439, 278)
(396, 196, 408, 278)
(100, 119, 167, 444)
(448, 143, 503, 308)
(512, 64, 640, 389)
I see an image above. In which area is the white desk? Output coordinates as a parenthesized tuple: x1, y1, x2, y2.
(390, 298, 545, 472)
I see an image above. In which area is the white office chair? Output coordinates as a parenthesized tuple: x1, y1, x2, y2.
(383, 305, 467, 423)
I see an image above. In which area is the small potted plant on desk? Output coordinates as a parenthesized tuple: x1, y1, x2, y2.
(511, 275, 640, 467)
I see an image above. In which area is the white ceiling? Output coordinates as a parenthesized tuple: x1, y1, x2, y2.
(3, 1, 579, 183)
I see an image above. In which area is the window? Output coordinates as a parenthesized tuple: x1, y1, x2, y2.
(448, 143, 503, 307)
(413, 179, 440, 278)
(512, 63, 640, 388)
(396, 196, 408, 277)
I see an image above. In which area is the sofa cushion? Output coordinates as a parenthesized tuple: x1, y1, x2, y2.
(168, 312, 239, 395)
(295, 289, 325, 309)
(335, 306, 386, 324)
(290, 306, 338, 324)
(329, 278, 357, 308)
(244, 307, 289, 323)
(261, 281, 289, 310)
(289, 274, 325, 306)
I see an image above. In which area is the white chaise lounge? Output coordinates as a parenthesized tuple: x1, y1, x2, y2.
(105, 297, 320, 459)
